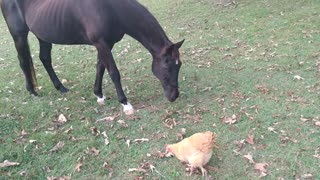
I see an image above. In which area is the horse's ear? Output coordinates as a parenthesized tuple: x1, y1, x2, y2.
(163, 39, 185, 56)
(175, 39, 185, 50)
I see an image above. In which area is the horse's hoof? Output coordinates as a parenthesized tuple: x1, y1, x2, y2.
(30, 91, 39, 96)
(97, 95, 106, 106)
(60, 87, 69, 93)
(122, 102, 135, 115)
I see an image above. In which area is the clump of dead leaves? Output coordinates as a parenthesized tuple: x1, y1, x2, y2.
(233, 132, 270, 177)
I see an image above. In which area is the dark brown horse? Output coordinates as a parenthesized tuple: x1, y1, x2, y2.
(0, 0, 184, 114)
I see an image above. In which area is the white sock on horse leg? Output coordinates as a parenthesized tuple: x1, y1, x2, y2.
(97, 95, 106, 105)
(122, 102, 135, 115)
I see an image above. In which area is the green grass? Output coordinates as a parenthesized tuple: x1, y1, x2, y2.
(1, 0, 320, 179)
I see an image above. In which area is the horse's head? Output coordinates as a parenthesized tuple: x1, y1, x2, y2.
(152, 40, 184, 102)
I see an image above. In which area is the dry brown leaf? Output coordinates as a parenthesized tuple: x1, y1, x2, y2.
(234, 139, 246, 152)
(49, 141, 64, 155)
(300, 115, 310, 122)
(58, 176, 71, 180)
(301, 174, 313, 178)
(221, 115, 238, 125)
(103, 162, 113, 177)
(90, 147, 100, 156)
(0, 160, 20, 168)
(64, 126, 73, 134)
(254, 163, 268, 175)
(57, 114, 67, 123)
(102, 131, 110, 145)
(246, 134, 255, 145)
(126, 139, 131, 147)
(90, 127, 100, 136)
(96, 114, 119, 122)
(128, 168, 147, 173)
(21, 129, 28, 136)
(255, 84, 269, 94)
(19, 170, 27, 176)
(293, 75, 304, 80)
(75, 163, 83, 172)
(243, 154, 255, 164)
(117, 120, 129, 128)
(133, 138, 149, 143)
(156, 151, 165, 158)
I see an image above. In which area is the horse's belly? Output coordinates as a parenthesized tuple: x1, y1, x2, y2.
(31, 26, 89, 45)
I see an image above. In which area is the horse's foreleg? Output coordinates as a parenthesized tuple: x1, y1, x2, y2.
(94, 40, 134, 115)
(38, 39, 69, 93)
(94, 59, 106, 105)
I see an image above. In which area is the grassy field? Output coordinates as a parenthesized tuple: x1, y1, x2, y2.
(1, 0, 320, 179)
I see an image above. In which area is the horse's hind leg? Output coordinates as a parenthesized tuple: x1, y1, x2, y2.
(14, 35, 38, 95)
(1, 2, 38, 95)
(38, 39, 69, 93)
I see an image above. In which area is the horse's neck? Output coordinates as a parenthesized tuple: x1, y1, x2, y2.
(118, 1, 172, 56)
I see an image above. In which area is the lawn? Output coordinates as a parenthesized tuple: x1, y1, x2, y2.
(0, 0, 320, 179)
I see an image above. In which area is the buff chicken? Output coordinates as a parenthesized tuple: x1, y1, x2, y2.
(165, 131, 217, 176)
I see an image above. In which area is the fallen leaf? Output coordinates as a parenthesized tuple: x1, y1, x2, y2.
(102, 131, 110, 145)
(156, 151, 165, 158)
(243, 154, 255, 164)
(301, 174, 313, 178)
(49, 141, 64, 155)
(254, 163, 268, 176)
(64, 126, 73, 134)
(234, 139, 246, 152)
(128, 168, 147, 173)
(21, 129, 28, 136)
(90, 147, 100, 156)
(246, 134, 255, 145)
(57, 114, 67, 123)
(126, 139, 131, 147)
(181, 128, 187, 136)
(19, 170, 27, 176)
(293, 75, 304, 80)
(133, 138, 149, 143)
(58, 176, 71, 180)
(221, 115, 238, 125)
(0, 160, 20, 168)
(206, 165, 219, 172)
(90, 127, 100, 136)
(75, 163, 83, 172)
(96, 114, 119, 122)
(149, 164, 166, 178)
(255, 84, 269, 94)
(117, 120, 129, 128)
(268, 127, 278, 133)
(103, 162, 113, 178)
(300, 115, 310, 122)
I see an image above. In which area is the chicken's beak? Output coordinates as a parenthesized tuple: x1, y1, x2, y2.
(165, 151, 174, 157)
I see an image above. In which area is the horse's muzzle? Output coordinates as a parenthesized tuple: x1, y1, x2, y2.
(165, 88, 179, 102)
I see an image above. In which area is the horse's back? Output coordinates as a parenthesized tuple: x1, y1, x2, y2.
(25, 0, 112, 44)
(2, 0, 123, 45)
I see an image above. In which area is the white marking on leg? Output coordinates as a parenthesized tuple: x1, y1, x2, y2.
(122, 102, 135, 115)
(96, 95, 106, 106)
